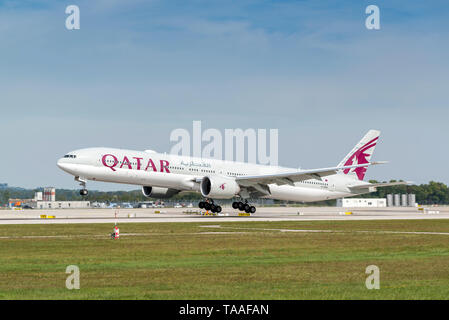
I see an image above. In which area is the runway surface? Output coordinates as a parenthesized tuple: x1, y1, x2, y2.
(0, 206, 448, 225)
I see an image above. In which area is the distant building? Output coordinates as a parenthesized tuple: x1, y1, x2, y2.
(394, 194, 401, 206)
(408, 194, 416, 207)
(33, 188, 89, 209)
(401, 194, 408, 206)
(43, 187, 56, 202)
(0, 183, 8, 189)
(8, 189, 90, 209)
(386, 194, 416, 207)
(337, 198, 387, 208)
(386, 194, 394, 207)
(32, 201, 90, 209)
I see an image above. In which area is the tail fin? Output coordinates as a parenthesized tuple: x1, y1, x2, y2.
(338, 130, 380, 180)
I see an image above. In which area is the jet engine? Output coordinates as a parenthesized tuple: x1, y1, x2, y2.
(142, 186, 180, 199)
(200, 176, 240, 199)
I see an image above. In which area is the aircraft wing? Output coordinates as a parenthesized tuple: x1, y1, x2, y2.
(235, 162, 384, 188)
(348, 181, 412, 190)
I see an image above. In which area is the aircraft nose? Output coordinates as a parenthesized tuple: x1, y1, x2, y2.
(57, 158, 78, 176)
(57, 158, 69, 171)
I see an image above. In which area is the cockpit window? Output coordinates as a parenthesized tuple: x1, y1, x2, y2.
(64, 154, 77, 158)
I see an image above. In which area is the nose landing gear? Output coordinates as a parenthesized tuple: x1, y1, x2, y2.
(75, 176, 88, 197)
(199, 199, 222, 213)
(232, 200, 256, 214)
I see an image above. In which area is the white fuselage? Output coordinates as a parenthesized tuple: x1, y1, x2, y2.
(57, 148, 371, 202)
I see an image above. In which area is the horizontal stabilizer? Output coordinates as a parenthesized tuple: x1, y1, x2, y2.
(349, 181, 412, 190)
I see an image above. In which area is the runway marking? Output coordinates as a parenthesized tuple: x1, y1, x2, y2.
(200, 225, 449, 236)
(0, 231, 249, 240)
(1, 225, 448, 239)
(198, 232, 249, 235)
(0, 235, 106, 239)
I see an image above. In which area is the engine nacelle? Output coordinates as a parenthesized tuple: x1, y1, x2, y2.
(142, 186, 180, 199)
(200, 176, 240, 199)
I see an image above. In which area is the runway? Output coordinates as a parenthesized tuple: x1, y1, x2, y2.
(0, 206, 448, 225)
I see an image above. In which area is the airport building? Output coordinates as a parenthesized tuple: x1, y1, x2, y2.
(32, 201, 90, 209)
(336, 198, 387, 208)
(43, 187, 56, 202)
(337, 194, 416, 208)
(386, 194, 416, 207)
(0, 183, 7, 189)
(8, 187, 90, 209)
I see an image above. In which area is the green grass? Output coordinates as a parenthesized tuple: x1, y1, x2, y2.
(1, 220, 449, 299)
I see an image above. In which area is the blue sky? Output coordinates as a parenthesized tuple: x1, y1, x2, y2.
(1, 0, 448, 190)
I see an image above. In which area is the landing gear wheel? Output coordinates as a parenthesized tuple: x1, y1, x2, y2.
(210, 204, 217, 213)
(76, 177, 88, 197)
(244, 203, 250, 212)
(204, 202, 212, 211)
(232, 202, 239, 209)
(249, 206, 256, 214)
(216, 206, 222, 213)
(199, 201, 205, 209)
(238, 202, 245, 211)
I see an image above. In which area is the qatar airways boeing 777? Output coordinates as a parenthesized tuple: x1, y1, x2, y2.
(57, 130, 407, 213)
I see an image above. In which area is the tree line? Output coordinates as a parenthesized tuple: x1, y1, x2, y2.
(1, 180, 449, 205)
(362, 180, 449, 205)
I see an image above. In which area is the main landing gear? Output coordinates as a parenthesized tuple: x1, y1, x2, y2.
(232, 200, 256, 214)
(76, 176, 88, 197)
(198, 199, 222, 214)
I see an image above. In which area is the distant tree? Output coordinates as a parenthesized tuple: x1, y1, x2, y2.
(0, 190, 10, 205)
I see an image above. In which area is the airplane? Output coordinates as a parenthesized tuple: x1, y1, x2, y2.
(57, 130, 408, 214)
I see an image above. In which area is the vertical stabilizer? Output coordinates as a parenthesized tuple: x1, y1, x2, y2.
(338, 130, 380, 180)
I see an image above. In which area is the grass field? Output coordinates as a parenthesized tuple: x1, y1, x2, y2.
(1, 219, 449, 299)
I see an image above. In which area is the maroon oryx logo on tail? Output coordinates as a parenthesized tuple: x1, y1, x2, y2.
(343, 137, 378, 180)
